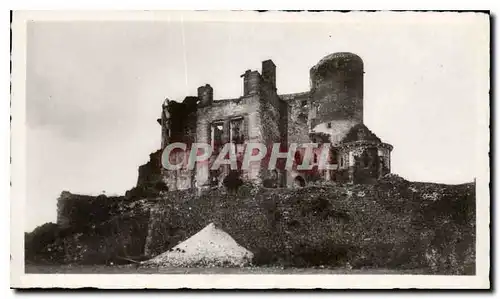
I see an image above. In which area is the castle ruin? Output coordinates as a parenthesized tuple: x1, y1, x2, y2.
(151, 52, 393, 191)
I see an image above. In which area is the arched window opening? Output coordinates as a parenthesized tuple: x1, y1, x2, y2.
(293, 176, 306, 188)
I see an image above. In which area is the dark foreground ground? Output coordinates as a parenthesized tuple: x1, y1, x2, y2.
(26, 264, 430, 275)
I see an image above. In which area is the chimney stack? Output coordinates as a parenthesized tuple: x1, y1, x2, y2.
(241, 70, 260, 96)
(197, 84, 213, 107)
(262, 59, 276, 89)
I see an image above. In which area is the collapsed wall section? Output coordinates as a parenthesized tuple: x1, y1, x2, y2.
(56, 191, 123, 229)
(280, 92, 312, 145)
(160, 97, 199, 191)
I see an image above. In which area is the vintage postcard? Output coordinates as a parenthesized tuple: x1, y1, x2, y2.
(10, 10, 490, 289)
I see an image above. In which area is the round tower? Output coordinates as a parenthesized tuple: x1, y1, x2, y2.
(309, 52, 364, 126)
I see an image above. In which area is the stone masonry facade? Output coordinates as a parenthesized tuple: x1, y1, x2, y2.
(153, 52, 393, 191)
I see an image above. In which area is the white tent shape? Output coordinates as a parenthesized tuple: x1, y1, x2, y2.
(143, 223, 254, 267)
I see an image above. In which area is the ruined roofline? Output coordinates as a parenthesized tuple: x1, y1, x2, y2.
(168, 52, 365, 106)
(57, 190, 122, 201)
(198, 95, 260, 106)
(164, 92, 281, 111)
(210, 98, 242, 105)
(339, 140, 394, 152)
(278, 91, 310, 101)
(310, 52, 363, 72)
(204, 93, 287, 107)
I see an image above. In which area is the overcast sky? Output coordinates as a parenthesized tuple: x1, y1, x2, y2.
(25, 12, 489, 231)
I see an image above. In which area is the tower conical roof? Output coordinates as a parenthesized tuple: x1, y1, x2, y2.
(341, 123, 381, 143)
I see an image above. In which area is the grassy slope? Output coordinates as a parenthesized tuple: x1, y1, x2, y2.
(145, 177, 475, 274)
(25, 176, 475, 274)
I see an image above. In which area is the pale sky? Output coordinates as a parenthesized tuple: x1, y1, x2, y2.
(25, 12, 489, 231)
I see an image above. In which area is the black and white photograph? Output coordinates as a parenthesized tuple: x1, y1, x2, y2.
(10, 10, 490, 289)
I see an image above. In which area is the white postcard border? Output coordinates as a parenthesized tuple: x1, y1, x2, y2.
(10, 10, 490, 289)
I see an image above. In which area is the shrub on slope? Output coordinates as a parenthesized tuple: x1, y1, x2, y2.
(145, 179, 475, 274)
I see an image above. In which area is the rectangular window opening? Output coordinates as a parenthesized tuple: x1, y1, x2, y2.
(230, 117, 245, 145)
(211, 121, 224, 152)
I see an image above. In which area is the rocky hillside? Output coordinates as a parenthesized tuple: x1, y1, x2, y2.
(25, 175, 475, 274)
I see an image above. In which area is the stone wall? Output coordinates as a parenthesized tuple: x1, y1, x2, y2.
(156, 54, 389, 190)
(163, 97, 198, 145)
(33, 196, 151, 265)
(280, 92, 312, 145)
(259, 80, 287, 183)
(309, 52, 364, 125)
(195, 96, 262, 186)
(379, 147, 391, 174)
(160, 97, 199, 190)
(162, 150, 194, 191)
(312, 119, 360, 146)
(187, 75, 288, 187)
(336, 142, 392, 184)
(56, 191, 123, 229)
(137, 150, 163, 188)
